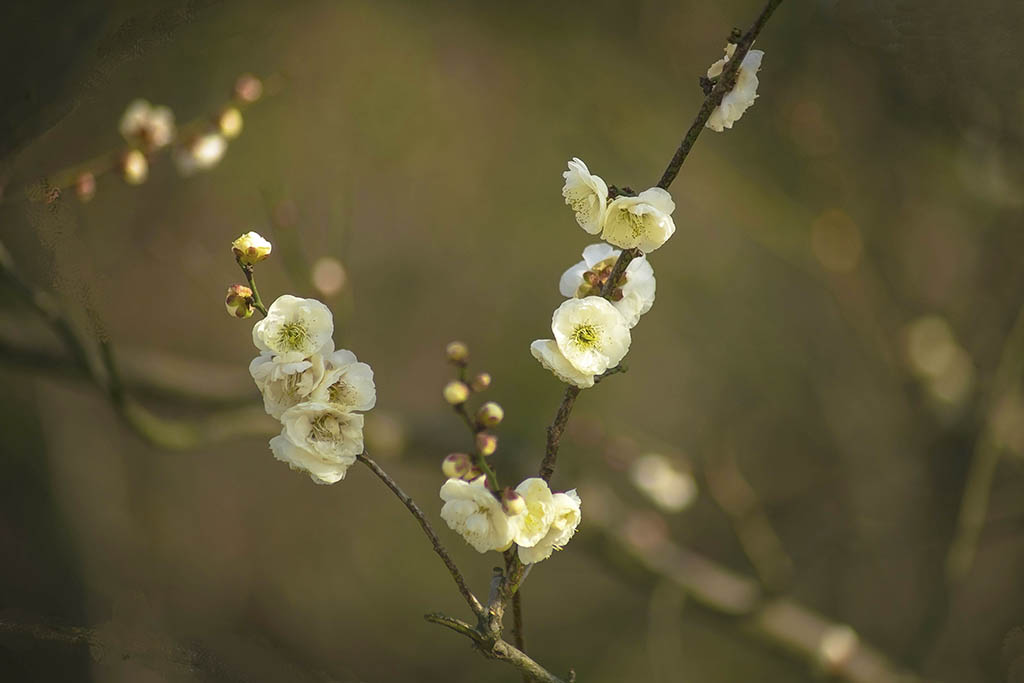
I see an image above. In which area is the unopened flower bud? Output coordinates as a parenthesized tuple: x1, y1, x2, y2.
(443, 381, 470, 405)
(225, 284, 254, 318)
(120, 149, 148, 185)
(610, 287, 624, 302)
(476, 432, 498, 456)
(583, 270, 600, 286)
(470, 372, 491, 392)
(445, 341, 469, 365)
(502, 489, 526, 516)
(232, 231, 272, 265)
(218, 107, 244, 139)
(442, 453, 473, 479)
(476, 401, 504, 428)
(234, 73, 263, 103)
(75, 172, 96, 202)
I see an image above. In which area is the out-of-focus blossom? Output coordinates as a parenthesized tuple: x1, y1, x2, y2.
(218, 107, 244, 139)
(119, 99, 176, 150)
(120, 150, 149, 185)
(174, 133, 227, 176)
(629, 453, 697, 513)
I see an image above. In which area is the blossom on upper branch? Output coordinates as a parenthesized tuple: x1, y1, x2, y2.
(119, 99, 176, 150)
(705, 44, 764, 132)
(252, 295, 334, 363)
(562, 158, 609, 235)
(601, 187, 676, 253)
(519, 489, 582, 565)
(559, 243, 656, 328)
(440, 477, 518, 553)
(270, 401, 364, 484)
(232, 231, 272, 265)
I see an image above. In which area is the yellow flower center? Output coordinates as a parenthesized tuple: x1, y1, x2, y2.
(278, 321, 309, 350)
(571, 324, 600, 349)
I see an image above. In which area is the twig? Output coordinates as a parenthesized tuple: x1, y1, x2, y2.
(235, 257, 268, 317)
(356, 452, 485, 619)
(945, 302, 1024, 585)
(538, 386, 582, 482)
(423, 614, 568, 683)
(656, 0, 785, 190)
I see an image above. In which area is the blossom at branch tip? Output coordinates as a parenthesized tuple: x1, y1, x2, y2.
(705, 44, 764, 133)
(510, 478, 556, 548)
(530, 340, 595, 389)
(250, 352, 326, 419)
(518, 489, 582, 565)
(559, 243, 656, 328)
(440, 477, 519, 553)
(270, 401, 364, 484)
(551, 297, 631, 376)
(232, 231, 272, 265)
(119, 99, 176, 150)
(601, 187, 676, 253)
(310, 349, 377, 413)
(252, 294, 334, 363)
(562, 158, 609, 235)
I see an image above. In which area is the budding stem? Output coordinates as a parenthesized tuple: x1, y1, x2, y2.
(236, 257, 268, 317)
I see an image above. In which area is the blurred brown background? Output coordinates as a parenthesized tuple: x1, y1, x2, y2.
(2, 0, 1024, 681)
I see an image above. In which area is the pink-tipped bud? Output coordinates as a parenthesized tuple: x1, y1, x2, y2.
(476, 402, 504, 428)
(225, 284, 254, 318)
(470, 372, 492, 392)
(445, 340, 469, 365)
(442, 453, 473, 479)
(476, 432, 498, 457)
(502, 489, 526, 516)
(75, 172, 96, 202)
(443, 381, 470, 405)
(234, 73, 263, 103)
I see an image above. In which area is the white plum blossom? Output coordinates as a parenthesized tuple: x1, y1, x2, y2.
(310, 349, 376, 412)
(271, 401, 364, 484)
(705, 44, 764, 132)
(530, 340, 596, 389)
(252, 295, 334, 363)
(601, 187, 676, 253)
(249, 352, 326, 419)
(440, 477, 517, 553)
(119, 99, 176, 150)
(562, 158, 609, 235)
(551, 297, 631, 376)
(511, 478, 556, 548)
(558, 243, 656, 328)
(519, 489, 582, 564)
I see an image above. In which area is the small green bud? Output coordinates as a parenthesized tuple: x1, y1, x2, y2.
(502, 489, 526, 516)
(443, 381, 470, 405)
(445, 341, 469, 365)
(442, 453, 472, 479)
(470, 372, 491, 392)
(476, 432, 497, 456)
(476, 402, 504, 428)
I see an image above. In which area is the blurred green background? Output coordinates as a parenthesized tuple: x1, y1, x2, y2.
(2, 0, 1024, 681)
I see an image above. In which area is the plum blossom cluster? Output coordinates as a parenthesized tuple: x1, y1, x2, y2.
(437, 343, 582, 564)
(227, 231, 376, 485)
(530, 158, 671, 388)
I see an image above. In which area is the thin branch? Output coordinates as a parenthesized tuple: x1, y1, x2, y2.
(656, 0, 785, 190)
(424, 613, 568, 683)
(236, 258, 268, 318)
(538, 386, 581, 482)
(945, 302, 1024, 585)
(357, 452, 485, 619)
